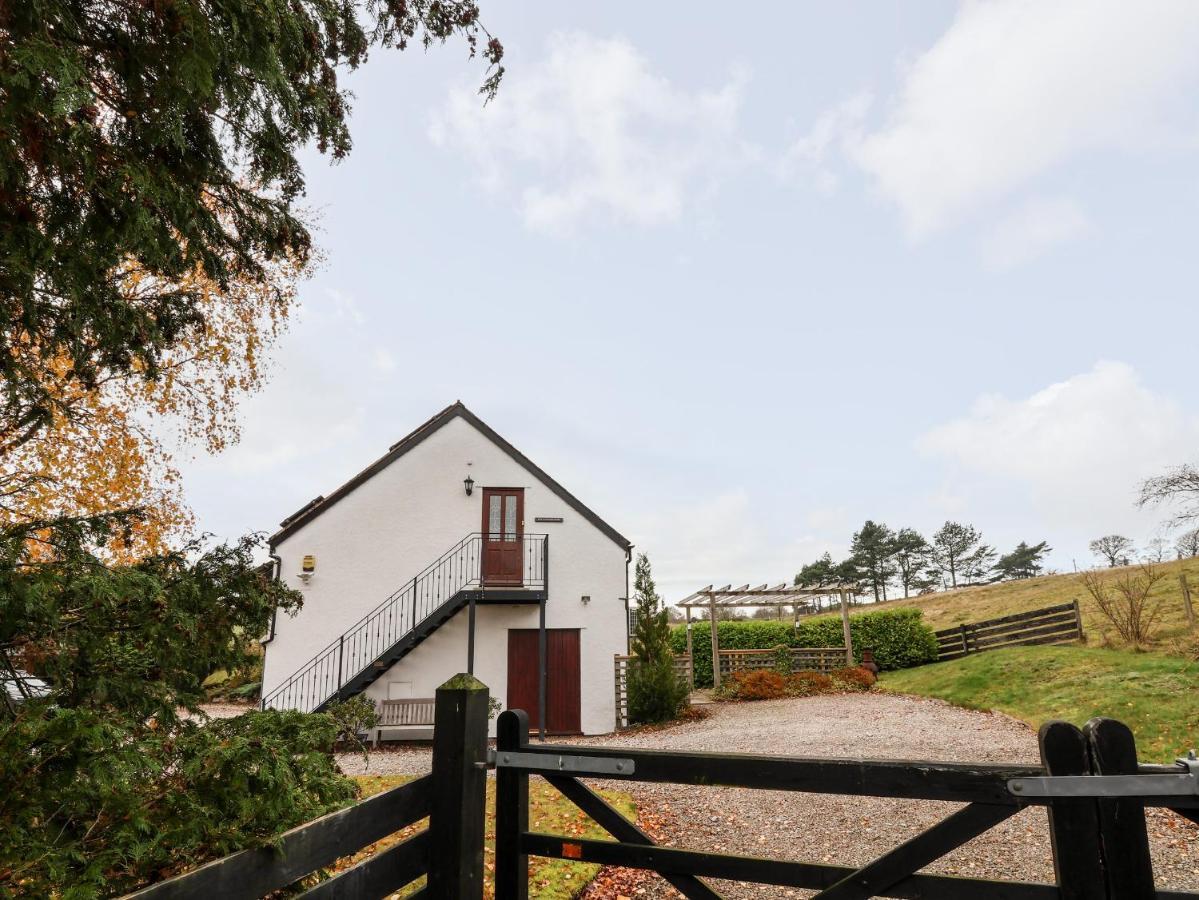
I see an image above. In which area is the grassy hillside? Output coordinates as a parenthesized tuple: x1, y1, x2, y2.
(881, 645, 1199, 762)
(869, 556, 1199, 647)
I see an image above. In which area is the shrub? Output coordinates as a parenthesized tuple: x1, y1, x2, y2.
(831, 666, 877, 691)
(628, 655, 689, 722)
(772, 644, 793, 676)
(721, 669, 787, 701)
(794, 608, 939, 672)
(326, 695, 381, 759)
(670, 620, 794, 687)
(673, 609, 938, 687)
(785, 671, 833, 696)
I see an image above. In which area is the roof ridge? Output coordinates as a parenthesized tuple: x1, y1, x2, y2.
(269, 403, 632, 552)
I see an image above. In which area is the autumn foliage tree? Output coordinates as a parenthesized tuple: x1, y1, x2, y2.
(1, 251, 303, 555)
(0, 0, 504, 892)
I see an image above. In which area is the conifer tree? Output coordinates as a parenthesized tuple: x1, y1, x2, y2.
(627, 553, 688, 723)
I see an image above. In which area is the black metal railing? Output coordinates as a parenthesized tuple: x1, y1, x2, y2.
(262, 533, 547, 713)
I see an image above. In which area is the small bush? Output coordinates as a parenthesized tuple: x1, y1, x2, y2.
(785, 671, 834, 696)
(831, 666, 877, 691)
(628, 655, 689, 723)
(772, 644, 793, 676)
(720, 669, 787, 701)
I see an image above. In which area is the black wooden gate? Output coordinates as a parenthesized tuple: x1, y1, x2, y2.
(119, 685, 1199, 900)
(494, 710, 1199, 900)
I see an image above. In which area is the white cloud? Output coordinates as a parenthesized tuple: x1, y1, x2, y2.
(429, 32, 752, 231)
(627, 491, 846, 604)
(980, 196, 1092, 269)
(326, 288, 366, 325)
(371, 349, 398, 373)
(779, 92, 871, 195)
(851, 0, 1199, 236)
(917, 361, 1199, 534)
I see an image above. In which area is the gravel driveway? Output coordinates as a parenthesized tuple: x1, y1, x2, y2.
(337, 693, 1199, 898)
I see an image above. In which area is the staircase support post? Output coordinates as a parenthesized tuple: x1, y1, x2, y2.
(336, 635, 344, 699)
(428, 674, 489, 899)
(467, 596, 477, 675)
(538, 592, 547, 742)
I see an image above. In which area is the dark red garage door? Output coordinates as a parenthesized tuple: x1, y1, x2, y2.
(507, 629, 581, 735)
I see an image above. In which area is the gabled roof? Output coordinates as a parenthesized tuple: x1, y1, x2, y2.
(269, 401, 633, 552)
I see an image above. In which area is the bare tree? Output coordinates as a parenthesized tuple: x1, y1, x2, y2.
(1089, 534, 1134, 568)
(1081, 565, 1167, 646)
(1143, 536, 1169, 563)
(1175, 527, 1199, 559)
(1139, 464, 1199, 526)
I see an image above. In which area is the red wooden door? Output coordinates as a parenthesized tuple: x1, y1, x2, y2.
(481, 488, 524, 586)
(506, 629, 581, 734)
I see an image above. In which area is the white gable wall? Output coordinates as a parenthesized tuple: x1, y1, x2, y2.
(262, 415, 628, 735)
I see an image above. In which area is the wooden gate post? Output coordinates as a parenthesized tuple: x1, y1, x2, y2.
(1086, 717, 1156, 899)
(428, 674, 490, 900)
(1038, 721, 1106, 899)
(495, 709, 530, 899)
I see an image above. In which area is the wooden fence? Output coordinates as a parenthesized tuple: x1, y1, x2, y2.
(614, 653, 692, 730)
(121, 678, 490, 900)
(934, 600, 1084, 662)
(717, 646, 846, 680)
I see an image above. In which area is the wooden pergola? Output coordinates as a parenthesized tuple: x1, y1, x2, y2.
(676, 583, 857, 687)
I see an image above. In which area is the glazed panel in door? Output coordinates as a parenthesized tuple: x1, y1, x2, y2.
(482, 488, 524, 586)
(506, 628, 581, 735)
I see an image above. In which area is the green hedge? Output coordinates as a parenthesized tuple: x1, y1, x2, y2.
(671, 608, 938, 688)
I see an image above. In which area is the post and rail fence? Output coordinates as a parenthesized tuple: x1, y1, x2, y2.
(126, 674, 1199, 900)
(716, 646, 846, 681)
(934, 600, 1085, 662)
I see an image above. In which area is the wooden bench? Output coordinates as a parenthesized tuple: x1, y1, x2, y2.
(373, 697, 436, 746)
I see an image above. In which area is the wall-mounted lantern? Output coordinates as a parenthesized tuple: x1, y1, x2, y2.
(581, 595, 591, 606)
(463, 475, 475, 496)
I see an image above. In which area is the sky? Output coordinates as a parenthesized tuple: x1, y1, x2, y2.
(179, 1, 1199, 602)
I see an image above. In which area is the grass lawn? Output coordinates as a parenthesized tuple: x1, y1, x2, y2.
(880, 644, 1199, 762)
(869, 557, 1199, 645)
(333, 774, 636, 899)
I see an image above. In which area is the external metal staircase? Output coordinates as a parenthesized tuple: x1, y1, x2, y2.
(262, 533, 547, 714)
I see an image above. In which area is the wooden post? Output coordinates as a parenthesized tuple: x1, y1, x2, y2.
(495, 709, 530, 900)
(1180, 572, 1196, 630)
(958, 623, 970, 656)
(1038, 721, 1105, 899)
(1071, 598, 1086, 642)
(838, 590, 854, 666)
(709, 590, 721, 689)
(1085, 717, 1155, 899)
(428, 674, 489, 900)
